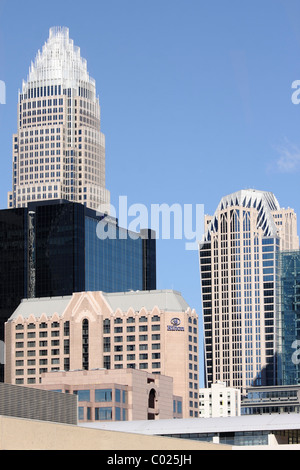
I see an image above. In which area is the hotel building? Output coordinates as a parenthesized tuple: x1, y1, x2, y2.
(199, 189, 299, 391)
(5, 290, 199, 419)
(8, 26, 110, 211)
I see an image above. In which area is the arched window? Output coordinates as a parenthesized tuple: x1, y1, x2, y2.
(82, 319, 89, 370)
(148, 389, 156, 409)
(148, 389, 156, 420)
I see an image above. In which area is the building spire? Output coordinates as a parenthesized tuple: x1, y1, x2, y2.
(23, 26, 94, 94)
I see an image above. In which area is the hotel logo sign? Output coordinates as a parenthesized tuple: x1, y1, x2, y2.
(167, 318, 185, 332)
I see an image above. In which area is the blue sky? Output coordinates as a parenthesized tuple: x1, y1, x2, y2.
(1, 0, 300, 385)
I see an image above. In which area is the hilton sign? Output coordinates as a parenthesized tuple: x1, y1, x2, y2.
(167, 318, 185, 332)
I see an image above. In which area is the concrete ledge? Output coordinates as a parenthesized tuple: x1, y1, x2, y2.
(0, 416, 232, 451)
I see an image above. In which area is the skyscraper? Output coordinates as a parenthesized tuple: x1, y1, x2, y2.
(277, 250, 300, 386)
(199, 189, 299, 391)
(8, 27, 110, 211)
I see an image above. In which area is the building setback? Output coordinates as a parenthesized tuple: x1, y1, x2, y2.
(5, 290, 199, 419)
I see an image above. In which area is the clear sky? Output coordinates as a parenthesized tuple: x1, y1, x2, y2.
(1, 0, 300, 386)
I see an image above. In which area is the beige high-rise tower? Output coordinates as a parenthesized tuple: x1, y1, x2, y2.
(8, 27, 110, 211)
(199, 189, 299, 392)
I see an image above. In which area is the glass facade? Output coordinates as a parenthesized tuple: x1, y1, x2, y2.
(277, 251, 300, 385)
(163, 431, 269, 446)
(70, 387, 128, 422)
(34, 200, 85, 297)
(242, 386, 300, 415)
(85, 216, 144, 293)
(0, 209, 27, 381)
(0, 200, 156, 382)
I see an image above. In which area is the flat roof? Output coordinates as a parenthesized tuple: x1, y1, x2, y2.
(80, 414, 300, 436)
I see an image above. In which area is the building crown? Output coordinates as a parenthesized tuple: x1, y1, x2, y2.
(22, 26, 95, 95)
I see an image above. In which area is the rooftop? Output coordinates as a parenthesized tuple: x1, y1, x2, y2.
(204, 188, 282, 241)
(80, 413, 300, 436)
(23, 26, 96, 94)
(8, 290, 192, 322)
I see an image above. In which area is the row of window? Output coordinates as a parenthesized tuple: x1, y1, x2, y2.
(74, 388, 127, 404)
(109, 334, 161, 343)
(78, 406, 126, 422)
(112, 325, 160, 334)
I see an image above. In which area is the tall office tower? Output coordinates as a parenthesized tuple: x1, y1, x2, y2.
(277, 250, 300, 386)
(7, 26, 110, 211)
(199, 189, 299, 392)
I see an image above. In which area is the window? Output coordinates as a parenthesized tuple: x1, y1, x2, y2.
(152, 334, 160, 341)
(115, 389, 121, 403)
(116, 407, 121, 421)
(74, 390, 91, 402)
(103, 320, 110, 334)
(152, 325, 160, 331)
(104, 357, 111, 370)
(95, 407, 112, 421)
(78, 407, 84, 421)
(64, 321, 70, 336)
(139, 335, 148, 341)
(152, 315, 160, 322)
(95, 389, 112, 402)
(82, 319, 89, 370)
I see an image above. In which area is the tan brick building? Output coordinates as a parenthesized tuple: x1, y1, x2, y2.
(5, 290, 199, 419)
(33, 368, 183, 422)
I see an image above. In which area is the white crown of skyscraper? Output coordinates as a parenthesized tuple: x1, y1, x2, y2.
(22, 26, 96, 95)
(204, 189, 281, 241)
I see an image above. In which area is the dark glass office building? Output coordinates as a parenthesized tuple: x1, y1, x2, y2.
(0, 200, 156, 379)
(277, 250, 300, 386)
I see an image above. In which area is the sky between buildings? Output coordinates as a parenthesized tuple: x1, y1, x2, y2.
(1, 0, 300, 386)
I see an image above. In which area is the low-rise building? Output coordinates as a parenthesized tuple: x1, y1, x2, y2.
(242, 385, 300, 415)
(84, 414, 300, 449)
(199, 382, 241, 418)
(33, 368, 183, 422)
